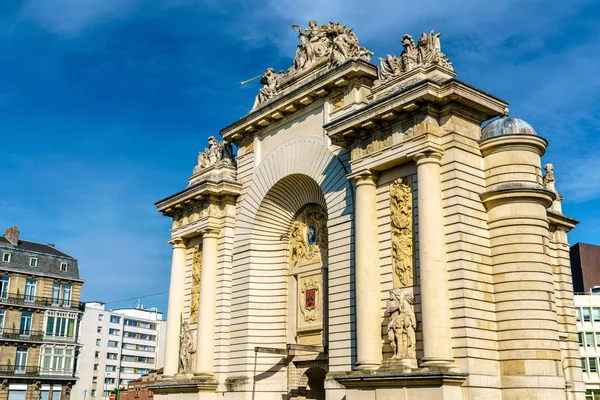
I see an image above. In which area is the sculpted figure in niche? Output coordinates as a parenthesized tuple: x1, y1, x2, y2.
(386, 289, 416, 359)
(290, 221, 308, 264)
(179, 321, 196, 373)
(390, 178, 414, 288)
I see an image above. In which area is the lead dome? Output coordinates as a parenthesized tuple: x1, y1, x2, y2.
(481, 108, 538, 140)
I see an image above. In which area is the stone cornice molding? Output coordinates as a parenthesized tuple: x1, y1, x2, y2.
(479, 134, 548, 157)
(220, 59, 378, 144)
(480, 184, 556, 210)
(156, 180, 242, 217)
(325, 78, 507, 143)
(547, 210, 579, 233)
(334, 371, 468, 388)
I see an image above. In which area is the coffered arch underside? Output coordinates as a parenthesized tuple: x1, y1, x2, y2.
(230, 137, 355, 378)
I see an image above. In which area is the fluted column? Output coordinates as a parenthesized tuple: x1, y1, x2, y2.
(163, 237, 187, 376)
(354, 171, 382, 369)
(194, 229, 220, 375)
(414, 152, 455, 368)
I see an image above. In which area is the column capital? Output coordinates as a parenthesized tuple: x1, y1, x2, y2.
(168, 237, 187, 249)
(199, 229, 220, 240)
(414, 151, 443, 166)
(352, 170, 379, 187)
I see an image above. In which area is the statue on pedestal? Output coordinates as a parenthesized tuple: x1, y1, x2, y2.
(179, 321, 196, 374)
(386, 289, 416, 360)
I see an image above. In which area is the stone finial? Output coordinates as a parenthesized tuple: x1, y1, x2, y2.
(192, 136, 236, 175)
(252, 20, 372, 109)
(377, 30, 452, 83)
(543, 163, 563, 213)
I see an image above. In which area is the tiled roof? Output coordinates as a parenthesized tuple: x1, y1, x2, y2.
(0, 236, 74, 259)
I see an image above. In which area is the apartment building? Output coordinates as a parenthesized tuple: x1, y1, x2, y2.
(0, 226, 84, 400)
(72, 303, 166, 400)
(575, 294, 600, 399)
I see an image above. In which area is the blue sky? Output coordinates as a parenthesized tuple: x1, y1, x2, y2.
(0, 0, 599, 312)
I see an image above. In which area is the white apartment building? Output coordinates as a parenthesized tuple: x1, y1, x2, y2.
(72, 302, 167, 400)
(575, 294, 600, 399)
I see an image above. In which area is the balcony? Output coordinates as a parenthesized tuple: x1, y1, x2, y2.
(0, 328, 44, 341)
(0, 365, 75, 378)
(0, 294, 84, 311)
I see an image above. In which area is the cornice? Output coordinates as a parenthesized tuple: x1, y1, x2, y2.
(155, 180, 241, 216)
(220, 59, 378, 144)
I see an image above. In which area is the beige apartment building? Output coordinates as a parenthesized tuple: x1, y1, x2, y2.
(152, 21, 584, 399)
(0, 227, 83, 400)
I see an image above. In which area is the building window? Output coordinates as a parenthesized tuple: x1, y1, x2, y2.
(29, 257, 37, 267)
(19, 312, 32, 337)
(110, 316, 121, 324)
(24, 279, 36, 302)
(109, 328, 120, 335)
(93, 364, 98, 371)
(2, 253, 11, 263)
(91, 390, 97, 397)
(593, 308, 600, 322)
(92, 377, 97, 383)
(103, 391, 110, 399)
(587, 332, 595, 347)
(579, 332, 585, 346)
(106, 365, 117, 372)
(63, 284, 72, 307)
(45, 310, 77, 338)
(40, 345, 74, 374)
(584, 307, 591, 322)
(0, 310, 4, 329)
(98, 314, 104, 321)
(60, 262, 68, 272)
(576, 308, 582, 321)
(107, 340, 119, 348)
(591, 358, 598, 373)
(583, 358, 588, 372)
(96, 339, 101, 346)
(95, 351, 100, 358)
(105, 378, 115, 385)
(97, 327, 102, 333)
(0, 276, 9, 300)
(107, 353, 117, 360)
(15, 347, 28, 374)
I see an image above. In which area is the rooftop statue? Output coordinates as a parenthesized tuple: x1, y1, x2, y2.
(192, 136, 236, 175)
(378, 30, 452, 82)
(252, 20, 372, 109)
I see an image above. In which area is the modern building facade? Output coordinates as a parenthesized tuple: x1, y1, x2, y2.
(72, 303, 166, 400)
(153, 21, 584, 400)
(0, 226, 84, 400)
(575, 294, 600, 399)
(572, 243, 600, 294)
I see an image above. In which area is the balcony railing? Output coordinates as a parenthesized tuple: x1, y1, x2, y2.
(0, 365, 75, 377)
(0, 294, 84, 311)
(0, 328, 44, 341)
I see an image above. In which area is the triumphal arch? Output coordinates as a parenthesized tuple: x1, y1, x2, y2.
(153, 20, 584, 400)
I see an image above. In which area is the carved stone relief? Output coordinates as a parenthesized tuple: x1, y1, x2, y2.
(192, 136, 236, 176)
(179, 321, 196, 374)
(386, 289, 416, 360)
(299, 276, 320, 323)
(190, 245, 202, 323)
(377, 30, 452, 84)
(543, 163, 563, 213)
(390, 177, 414, 288)
(289, 205, 328, 267)
(253, 20, 372, 109)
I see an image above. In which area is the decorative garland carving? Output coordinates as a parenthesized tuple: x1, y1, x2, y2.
(390, 177, 414, 288)
(190, 245, 202, 323)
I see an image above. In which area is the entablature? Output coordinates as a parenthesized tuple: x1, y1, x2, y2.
(220, 59, 378, 145)
(156, 180, 241, 217)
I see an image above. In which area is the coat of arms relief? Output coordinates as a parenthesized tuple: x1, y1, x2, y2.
(289, 205, 328, 268)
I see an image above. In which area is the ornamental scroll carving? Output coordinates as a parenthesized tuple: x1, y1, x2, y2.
(253, 20, 372, 109)
(378, 30, 452, 83)
(179, 321, 196, 374)
(390, 177, 414, 288)
(289, 205, 328, 267)
(190, 245, 202, 323)
(300, 276, 320, 323)
(386, 289, 416, 360)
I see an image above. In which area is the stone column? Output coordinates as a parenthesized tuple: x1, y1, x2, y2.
(414, 152, 455, 367)
(194, 229, 220, 375)
(354, 171, 382, 369)
(163, 237, 187, 376)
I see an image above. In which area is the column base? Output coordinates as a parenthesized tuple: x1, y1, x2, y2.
(420, 357, 456, 371)
(355, 361, 381, 371)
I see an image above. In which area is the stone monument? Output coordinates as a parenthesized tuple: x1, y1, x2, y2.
(152, 20, 584, 400)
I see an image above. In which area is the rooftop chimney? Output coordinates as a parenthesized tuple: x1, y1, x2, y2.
(47, 243, 55, 248)
(4, 226, 20, 246)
